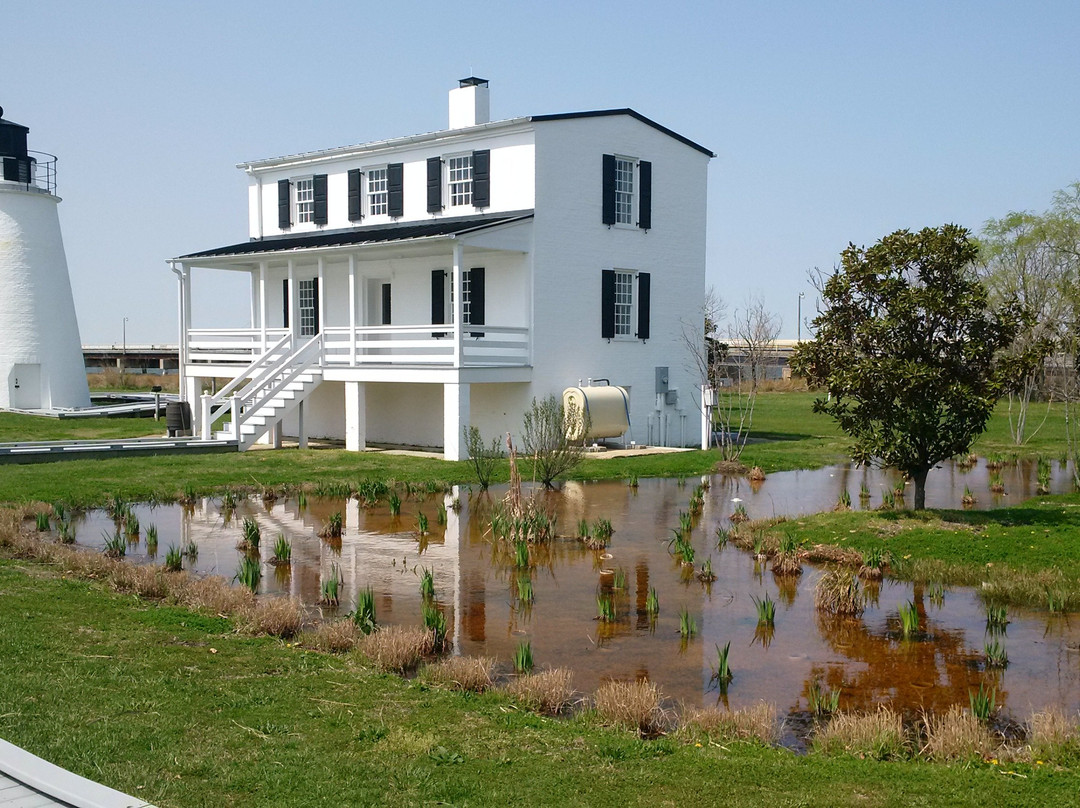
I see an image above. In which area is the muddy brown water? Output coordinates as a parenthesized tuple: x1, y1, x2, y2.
(68, 458, 1080, 737)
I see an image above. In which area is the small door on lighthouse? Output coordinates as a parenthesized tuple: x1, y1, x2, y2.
(9, 363, 41, 409)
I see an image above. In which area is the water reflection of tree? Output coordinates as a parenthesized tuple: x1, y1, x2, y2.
(811, 594, 1002, 715)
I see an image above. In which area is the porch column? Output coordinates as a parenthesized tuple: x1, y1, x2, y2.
(452, 240, 464, 368)
(317, 256, 326, 337)
(443, 382, 470, 461)
(345, 381, 367, 452)
(259, 261, 268, 352)
(348, 254, 357, 365)
(248, 268, 257, 331)
(184, 375, 200, 436)
(287, 259, 297, 341)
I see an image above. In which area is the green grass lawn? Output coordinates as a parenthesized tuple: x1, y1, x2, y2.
(1, 559, 1076, 808)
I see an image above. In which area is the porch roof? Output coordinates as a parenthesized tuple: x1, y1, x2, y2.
(176, 211, 534, 260)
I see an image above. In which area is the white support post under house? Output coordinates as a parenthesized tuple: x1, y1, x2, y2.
(248, 268, 257, 333)
(348, 254, 357, 365)
(443, 382, 470, 461)
(452, 240, 464, 368)
(317, 255, 325, 339)
(345, 381, 367, 451)
(287, 259, 297, 342)
(259, 261, 268, 353)
(297, 401, 307, 449)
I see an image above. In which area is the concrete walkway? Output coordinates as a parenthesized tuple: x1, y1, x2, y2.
(0, 738, 155, 807)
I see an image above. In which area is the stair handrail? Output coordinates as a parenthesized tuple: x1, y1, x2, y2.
(199, 333, 293, 439)
(230, 334, 324, 442)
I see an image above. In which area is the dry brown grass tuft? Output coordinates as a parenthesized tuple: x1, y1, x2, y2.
(358, 625, 435, 673)
(421, 656, 496, 692)
(504, 669, 576, 715)
(815, 568, 865, 615)
(813, 708, 908, 760)
(237, 596, 305, 638)
(748, 466, 766, 482)
(109, 562, 170, 600)
(1025, 707, 1080, 761)
(168, 574, 256, 616)
(593, 679, 669, 736)
(921, 705, 995, 761)
(680, 701, 780, 745)
(304, 619, 360, 653)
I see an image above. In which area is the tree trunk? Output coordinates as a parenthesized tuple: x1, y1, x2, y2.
(912, 467, 929, 510)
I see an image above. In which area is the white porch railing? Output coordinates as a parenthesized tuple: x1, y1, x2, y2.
(187, 325, 530, 369)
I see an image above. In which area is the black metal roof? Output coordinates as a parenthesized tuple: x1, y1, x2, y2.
(530, 109, 715, 157)
(178, 211, 533, 260)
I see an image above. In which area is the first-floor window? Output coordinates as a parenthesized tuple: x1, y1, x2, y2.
(295, 178, 314, 223)
(367, 168, 388, 216)
(448, 270, 473, 325)
(299, 279, 317, 336)
(613, 271, 633, 336)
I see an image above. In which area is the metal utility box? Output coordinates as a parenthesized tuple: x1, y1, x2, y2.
(655, 366, 669, 395)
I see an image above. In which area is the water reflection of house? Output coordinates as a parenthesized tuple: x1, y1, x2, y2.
(171, 79, 713, 457)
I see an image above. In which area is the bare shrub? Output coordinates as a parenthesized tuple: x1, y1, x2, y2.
(421, 656, 496, 693)
(1026, 707, 1080, 761)
(680, 701, 780, 745)
(593, 679, 668, 736)
(304, 619, 360, 653)
(504, 669, 576, 715)
(921, 705, 995, 761)
(358, 626, 434, 673)
(522, 395, 585, 488)
(815, 568, 865, 616)
(813, 708, 908, 760)
(237, 597, 304, 639)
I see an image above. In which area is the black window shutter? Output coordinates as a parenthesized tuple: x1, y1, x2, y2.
(638, 160, 652, 230)
(469, 267, 485, 337)
(431, 269, 446, 337)
(388, 163, 404, 217)
(347, 169, 362, 221)
(278, 179, 291, 229)
(636, 272, 651, 340)
(472, 149, 490, 208)
(313, 174, 328, 225)
(282, 279, 290, 328)
(427, 157, 442, 213)
(601, 154, 616, 225)
(601, 269, 615, 339)
(312, 278, 320, 334)
(381, 283, 392, 325)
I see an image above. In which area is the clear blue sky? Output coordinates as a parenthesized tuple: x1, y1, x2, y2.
(3, 0, 1077, 344)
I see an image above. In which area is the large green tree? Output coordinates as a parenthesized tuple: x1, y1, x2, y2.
(792, 224, 1024, 509)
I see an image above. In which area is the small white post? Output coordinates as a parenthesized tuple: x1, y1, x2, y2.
(297, 401, 307, 449)
(230, 396, 240, 441)
(200, 394, 212, 441)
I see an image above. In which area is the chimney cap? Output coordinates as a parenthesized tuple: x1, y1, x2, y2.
(458, 77, 489, 88)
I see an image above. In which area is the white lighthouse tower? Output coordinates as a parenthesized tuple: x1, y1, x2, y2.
(0, 106, 90, 410)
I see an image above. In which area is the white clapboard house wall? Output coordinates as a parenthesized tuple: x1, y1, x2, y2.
(0, 107, 90, 411)
(171, 79, 712, 459)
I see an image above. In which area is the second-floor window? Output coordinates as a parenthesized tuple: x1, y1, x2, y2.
(448, 155, 473, 207)
(614, 158, 634, 225)
(295, 178, 314, 224)
(367, 168, 388, 216)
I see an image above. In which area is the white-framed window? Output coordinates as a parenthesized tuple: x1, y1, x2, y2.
(299, 279, 317, 336)
(448, 269, 474, 325)
(613, 270, 634, 336)
(295, 178, 314, 224)
(367, 167, 388, 216)
(614, 157, 634, 225)
(448, 154, 473, 207)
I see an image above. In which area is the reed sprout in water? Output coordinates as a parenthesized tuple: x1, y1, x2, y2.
(354, 586, 377, 634)
(235, 556, 261, 592)
(751, 593, 775, 627)
(513, 640, 533, 674)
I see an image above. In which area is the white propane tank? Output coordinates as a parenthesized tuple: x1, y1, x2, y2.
(562, 385, 630, 441)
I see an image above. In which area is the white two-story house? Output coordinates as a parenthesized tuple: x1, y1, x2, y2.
(171, 79, 713, 459)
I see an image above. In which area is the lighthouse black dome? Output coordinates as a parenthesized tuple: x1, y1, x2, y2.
(0, 107, 33, 183)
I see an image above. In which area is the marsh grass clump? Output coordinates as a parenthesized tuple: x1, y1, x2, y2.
(416, 511, 429, 535)
(1036, 456, 1052, 495)
(305, 619, 360, 653)
(961, 486, 977, 506)
(879, 490, 896, 510)
(596, 594, 617, 622)
(1026, 708, 1080, 761)
(123, 513, 140, 540)
(813, 708, 907, 760)
(897, 600, 919, 639)
(715, 526, 729, 548)
(807, 679, 841, 715)
(984, 637, 1008, 668)
(681, 702, 780, 745)
(183, 541, 199, 561)
(612, 567, 628, 590)
(730, 502, 749, 523)
(858, 546, 890, 580)
(354, 480, 388, 507)
(678, 510, 694, 535)
(57, 520, 76, 545)
(985, 603, 1008, 632)
(296, 489, 308, 510)
(358, 625, 434, 673)
(515, 571, 534, 604)
(713, 641, 733, 690)
(922, 704, 994, 760)
(422, 656, 495, 693)
(422, 602, 448, 652)
(859, 482, 871, 501)
(219, 489, 237, 513)
(835, 489, 852, 511)
(388, 490, 402, 517)
(239, 517, 261, 552)
(668, 530, 696, 566)
(504, 668, 575, 715)
(419, 566, 435, 601)
(927, 580, 945, 608)
(988, 471, 1005, 494)
(592, 517, 614, 543)
(697, 557, 717, 583)
(968, 682, 997, 723)
(513, 540, 530, 569)
(436, 501, 448, 525)
(513, 639, 533, 674)
(628, 474, 639, 489)
(752, 593, 776, 626)
(353, 586, 377, 634)
(645, 587, 659, 617)
(102, 529, 125, 559)
(771, 529, 803, 576)
(271, 533, 291, 565)
(34, 511, 50, 532)
(320, 563, 343, 606)
(320, 511, 344, 539)
(164, 544, 183, 572)
(815, 568, 865, 616)
(679, 607, 697, 639)
(144, 523, 158, 553)
(235, 555, 261, 592)
(593, 679, 668, 736)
